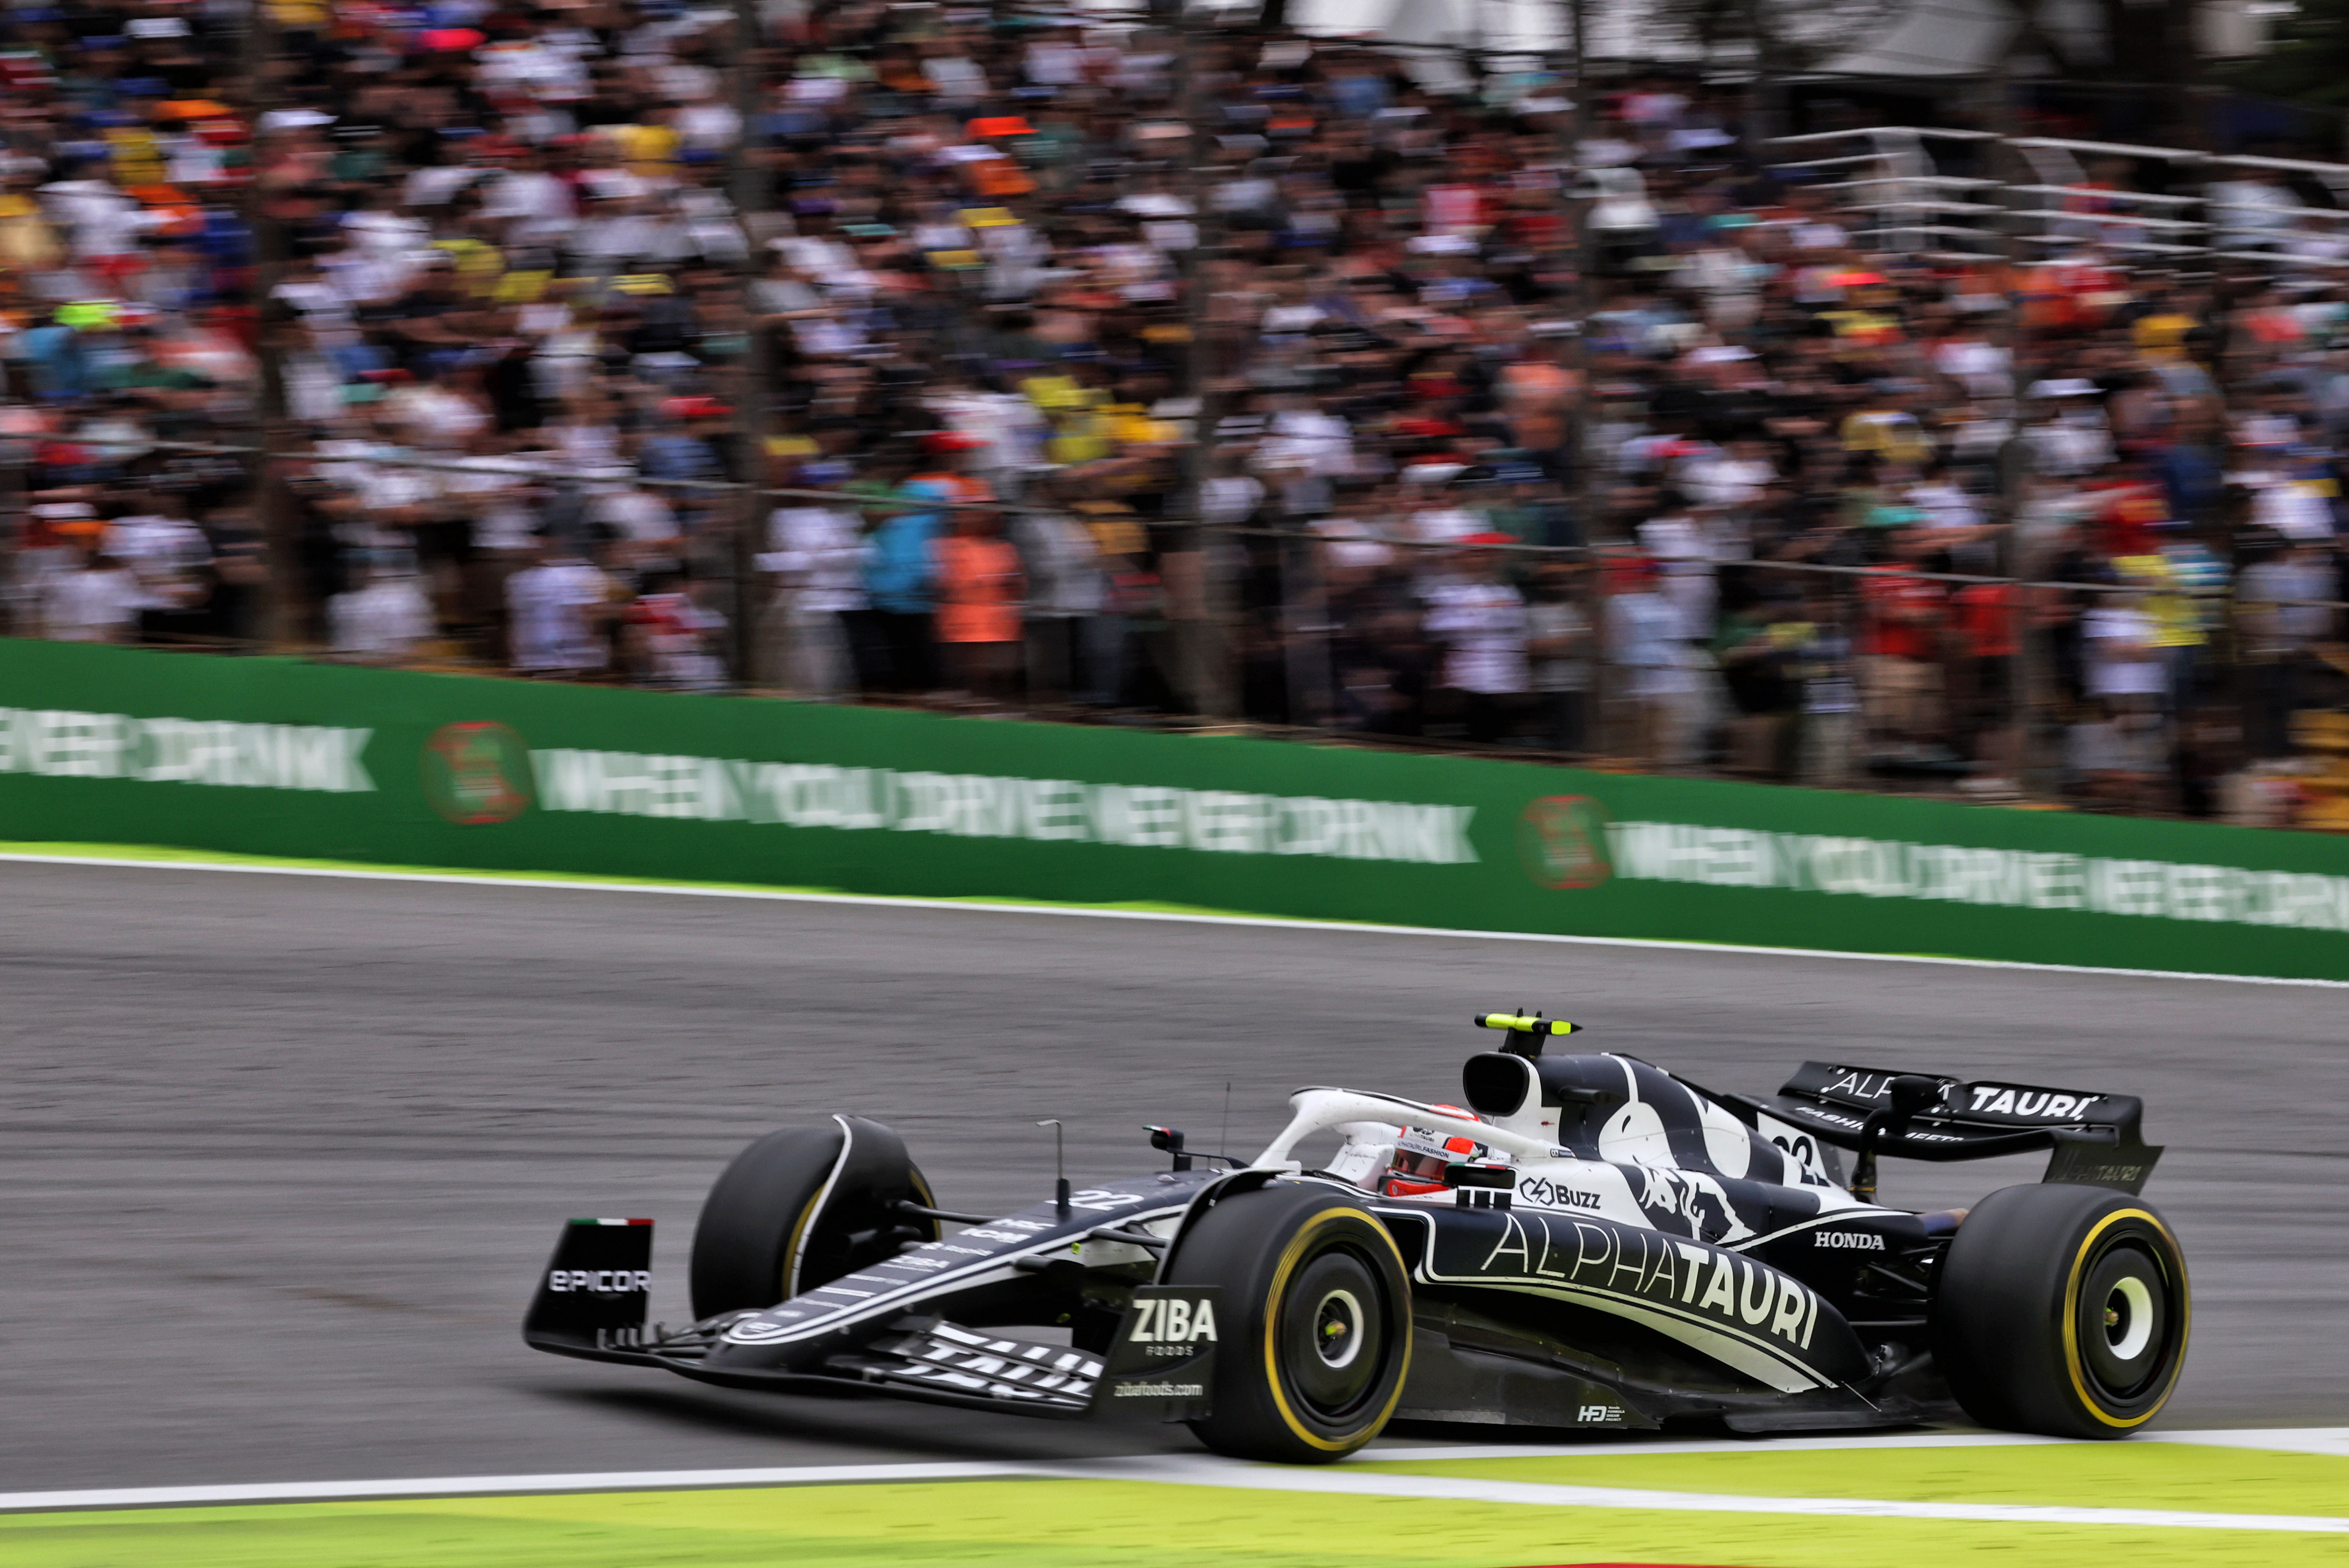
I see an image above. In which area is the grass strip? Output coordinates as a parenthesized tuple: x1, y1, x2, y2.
(6, 1474, 2349, 1568)
(1360, 1440, 2349, 1520)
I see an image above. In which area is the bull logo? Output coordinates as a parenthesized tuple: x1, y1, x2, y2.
(1519, 795, 1613, 889)
(422, 721, 534, 825)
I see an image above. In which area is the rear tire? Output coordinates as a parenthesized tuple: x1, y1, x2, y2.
(688, 1117, 939, 1320)
(1162, 1182, 1412, 1463)
(1932, 1183, 2189, 1438)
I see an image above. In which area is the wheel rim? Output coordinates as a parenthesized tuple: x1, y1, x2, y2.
(2079, 1242, 2169, 1399)
(1313, 1288, 1366, 1370)
(1280, 1248, 1386, 1420)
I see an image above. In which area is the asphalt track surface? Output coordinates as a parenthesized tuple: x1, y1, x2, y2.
(4, 860, 2344, 1492)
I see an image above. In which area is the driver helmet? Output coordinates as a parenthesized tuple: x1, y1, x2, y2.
(1386, 1107, 1489, 1196)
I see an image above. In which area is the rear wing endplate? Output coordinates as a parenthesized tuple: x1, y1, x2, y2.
(1725, 1061, 2162, 1195)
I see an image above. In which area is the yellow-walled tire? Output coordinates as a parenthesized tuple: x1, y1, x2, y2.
(1163, 1182, 1412, 1463)
(1931, 1183, 2189, 1438)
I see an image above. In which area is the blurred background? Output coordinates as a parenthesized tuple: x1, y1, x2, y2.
(7, 0, 2349, 827)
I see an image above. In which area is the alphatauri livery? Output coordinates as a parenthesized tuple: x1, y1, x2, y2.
(524, 1010, 2189, 1462)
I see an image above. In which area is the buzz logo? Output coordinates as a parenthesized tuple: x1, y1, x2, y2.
(1129, 1296, 1218, 1345)
(548, 1269, 651, 1293)
(1577, 1404, 1625, 1423)
(1812, 1231, 1886, 1251)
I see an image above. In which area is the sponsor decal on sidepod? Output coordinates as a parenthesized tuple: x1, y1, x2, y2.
(1812, 1231, 1886, 1251)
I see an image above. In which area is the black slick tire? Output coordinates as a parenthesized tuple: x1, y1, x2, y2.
(1162, 1182, 1412, 1463)
(688, 1116, 939, 1319)
(1931, 1182, 2189, 1438)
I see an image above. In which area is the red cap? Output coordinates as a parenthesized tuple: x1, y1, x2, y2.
(661, 395, 733, 420)
(921, 430, 988, 453)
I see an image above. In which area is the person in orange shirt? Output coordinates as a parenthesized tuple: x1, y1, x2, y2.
(933, 507, 1025, 704)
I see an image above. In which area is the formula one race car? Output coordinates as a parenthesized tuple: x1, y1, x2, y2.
(525, 1011, 2187, 1462)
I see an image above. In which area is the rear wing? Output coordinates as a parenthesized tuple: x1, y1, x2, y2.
(1725, 1061, 2161, 1195)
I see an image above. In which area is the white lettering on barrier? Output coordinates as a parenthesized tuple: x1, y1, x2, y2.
(1608, 821, 2349, 936)
(0, 709, 373, 793)
(531, 749, 1478, 868)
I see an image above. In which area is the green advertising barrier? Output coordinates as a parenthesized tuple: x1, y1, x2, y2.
(2, 638, 2347, 981)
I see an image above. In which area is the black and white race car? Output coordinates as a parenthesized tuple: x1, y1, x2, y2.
(525, 1011, 2187, 1462)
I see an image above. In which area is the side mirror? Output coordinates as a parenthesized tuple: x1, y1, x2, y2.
(1146, 1125, 1191, 1172)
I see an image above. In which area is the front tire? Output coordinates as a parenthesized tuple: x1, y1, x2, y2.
(1162, 1182, 1412, 1463)
(1932, 1183, 2189, 1438)
(688, 1116, 939, 1319)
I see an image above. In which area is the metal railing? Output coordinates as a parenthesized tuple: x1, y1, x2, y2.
(1766, 128, 2349, 280)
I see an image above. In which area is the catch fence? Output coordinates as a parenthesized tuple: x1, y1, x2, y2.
(9, 438, 2347, 832)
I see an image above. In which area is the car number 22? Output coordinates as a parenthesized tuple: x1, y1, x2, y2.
(1068, 1188, 1147, 1211)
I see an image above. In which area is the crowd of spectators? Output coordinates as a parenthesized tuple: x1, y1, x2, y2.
(2, 0, 2347, 824)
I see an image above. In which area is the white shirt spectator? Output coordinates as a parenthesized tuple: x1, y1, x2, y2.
(507, 560, 608, 671)
(1638, 512, 1727, 637)
(1683, 453, 1772, 510)
(1012, 511, 1108, 619)
(1423, 580, 1529, 693)
(1608, 588, 1699, 697)
(2082, 606, 2164, 698)
(42, 560, 139, 641)
(590, 487, 679, 545)
(2206, 177, 2302, 251)
(1932, 336, 2011, 400)
(104, 513, 211, 612)
(2027, 412, 2115, 477)
(331, 574, 434, 659)
(1027, 38, 1085, 85)
(1910, 480, 1985, 534)
(762, 506, 869, 614)
(926, 55, 987, 106)
(2253, 480, 2336, 543)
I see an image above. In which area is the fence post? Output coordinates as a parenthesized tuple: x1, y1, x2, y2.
(1174, 9, 1234, 723)
(241, 0, 298, 649)
(728, 0, 768, 690)
(1566, 0, 1606, 756)
(1281, 524, 1331, 729)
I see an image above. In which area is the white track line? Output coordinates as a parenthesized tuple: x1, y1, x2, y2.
(5, 1430, 2344, 1520)
(0, 1462, 1021, 1514)
(2143, 1428, 2349, 1458)
(1044, 1455, 2349, 1534)
(3, 851, 2344, 989)
(1366, 1427, 2349, 1462)
(1362, 1432, 2079, 1462)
